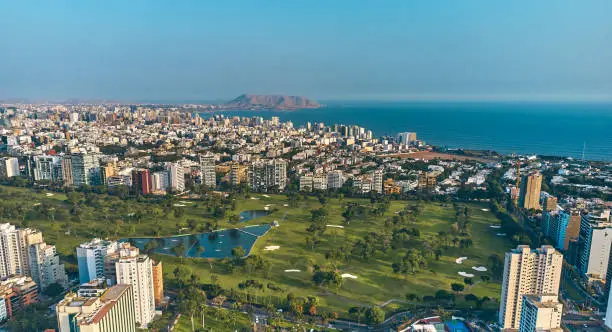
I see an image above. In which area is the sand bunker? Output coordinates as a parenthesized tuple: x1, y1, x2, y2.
(250, 197, 260, 200)
(472, 266, 488, 272)
(341, 273, 358, 279)
(173, 204, 186, 207)
(496, 233, 507, 236)
(326, 225, 345, 229)
(455, 257, 468, 264)
(45, 193, 54, 197)
(481, 208, 490, 212)
(283, 204, 289, 207)
(263, 194, 270, 198)
(264, 207, 269, 210)
(489, 225, 501, 229)
(284, 269, 300, 272)
(264, 246, 280, 251)
(458, 272, 475, 278)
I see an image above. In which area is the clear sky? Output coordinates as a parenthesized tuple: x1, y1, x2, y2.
(1, 0, 611, 101)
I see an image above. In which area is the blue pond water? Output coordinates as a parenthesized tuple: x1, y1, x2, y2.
(123, 224, 272, 259)
(239, 210, 270, 222)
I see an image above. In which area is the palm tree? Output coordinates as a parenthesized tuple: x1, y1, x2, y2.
(173, 242, 186, 262)
(199, 302, 207, 329)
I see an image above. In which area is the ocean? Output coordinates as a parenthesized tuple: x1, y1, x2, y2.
(200, 101, 612, 161)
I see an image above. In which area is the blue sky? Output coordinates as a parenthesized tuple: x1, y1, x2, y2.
(1, 0, 611, 101)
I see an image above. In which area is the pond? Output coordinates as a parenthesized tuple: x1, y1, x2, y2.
(239, 210, 270, 222)
(122, 224, 272, 259)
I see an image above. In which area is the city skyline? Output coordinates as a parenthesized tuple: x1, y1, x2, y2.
(2, 1, 612, 101)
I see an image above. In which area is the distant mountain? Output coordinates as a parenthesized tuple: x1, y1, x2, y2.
(224, 94, 321, 110)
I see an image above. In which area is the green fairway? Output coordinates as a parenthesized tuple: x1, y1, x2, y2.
(0, 185, 512, 317)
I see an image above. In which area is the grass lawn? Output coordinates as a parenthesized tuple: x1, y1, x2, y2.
(0, 185, 513, 318)
(174, 310, 252, 332)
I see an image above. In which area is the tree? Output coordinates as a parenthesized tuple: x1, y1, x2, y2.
(43, 282, 64, 297)
(348, 306, 366, 325)
(173, 242, 186, 262)
(463, 277, 473, 285)
(144, 240, 159, 254)
(232, 246, 246, 259)
(365, 307, 385, 325)
(451, 283, 465, 293)
(173, 265, 192, 289)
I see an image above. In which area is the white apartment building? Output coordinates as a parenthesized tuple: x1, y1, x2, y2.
(249, 159, 287, 192)
(56, 284, 136, 332)
(33, 155, 62, 182)
(498, 245, 563, 330)
(115, 243, 156, 327)
(0, 224, 43, 278)
(0, 157, 19, 177)
(327, 170, 345, 189)
(199, 154, 216, 188)
(579, 210, 612, 280)
(372, 170, 384, 193)
(28, 242, 68, 289)
(77, 239, 120, 284)
(71, 153, 100, 186)
(313, 174, 328, 191)
(519, 295, 563, 332)
(299, 175, 314, 192)
(151, 171, 169, 192)
(167, 163, 185, 192)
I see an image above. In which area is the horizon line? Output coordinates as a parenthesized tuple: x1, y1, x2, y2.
(2, 93, 612, 105)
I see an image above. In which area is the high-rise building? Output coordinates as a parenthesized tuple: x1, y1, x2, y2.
(396, 132, 417, 145)
(519, 294, 563, 332)
(56, 284, 136, 332)
(101, 163, 117, 185)
(199, 154, 216, 188)
(327, 170, 345, 189)
(299, 174, 314, 192)
(543, 195, 558, 212)
(71, 153, 100, 187)
(167, 163, 185, 192)
(61, 156, 74, 187)
(0, 224, 43, 278)
(372, 171, 384, 193)
(77, 239, 120, 284)
(33, 155, 62, 182)
(151, 171, 169, 193)
(151, 260, 163, 307)
(313, 174, 328, 191)
(578, 210, 612, 280)
(131, 169, 151, 195)
(27, 242, 68, 290)
(498, 245, 563, 330)
(0, 157, 20, 178)
(115, 243, 156, 327)
(16, 227, 43, 277)
(248, 159, 287, 192)
(542, 210, 580, 251)
(519, 171, 543, 210)
(229, 163, 247, 186)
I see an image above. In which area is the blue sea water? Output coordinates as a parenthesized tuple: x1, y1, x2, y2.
(202, 101, 612, 161)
